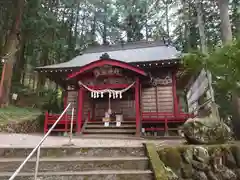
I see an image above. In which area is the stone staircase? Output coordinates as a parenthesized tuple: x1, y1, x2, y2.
(0, 146, 153, 180)
(82, 121, 136, 135)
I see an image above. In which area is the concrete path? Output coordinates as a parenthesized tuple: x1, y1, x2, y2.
(0, 133, 184, 148)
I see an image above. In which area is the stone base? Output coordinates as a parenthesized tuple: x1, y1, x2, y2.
(0, 171, 153, 180)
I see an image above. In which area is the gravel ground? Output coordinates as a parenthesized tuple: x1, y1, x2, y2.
(0, 133, 184, 148)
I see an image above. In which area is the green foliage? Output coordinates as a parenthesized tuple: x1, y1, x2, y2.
(208, 40, 240, 92)
(11, 82, 32, 94)
(183, 51, 207, 71)
(41, 88, 64, 113)
(183, 40, 240, 119)
(183, 40, 240, 91)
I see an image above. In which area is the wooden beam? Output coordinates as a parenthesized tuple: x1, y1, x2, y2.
(84, 84, 133, 90)
(67, 59, 147, 80)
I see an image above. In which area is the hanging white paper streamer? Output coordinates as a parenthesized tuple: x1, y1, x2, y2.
(78, 81, 135, 99)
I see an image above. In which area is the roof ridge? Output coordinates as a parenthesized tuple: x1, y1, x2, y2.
(84, 40, 168, 54)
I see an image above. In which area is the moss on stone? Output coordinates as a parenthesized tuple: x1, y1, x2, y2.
(157, 144, 235, 155)
(158, 147, 182, 171)
(147, 143, 240, 179)
(80, 148, 90, 153)
(181, 163, 193, 178)
(145, 143, 168, 180)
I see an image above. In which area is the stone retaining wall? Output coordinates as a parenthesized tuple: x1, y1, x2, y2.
(157, 144, 240, 180)
(0, 118, 41, 133)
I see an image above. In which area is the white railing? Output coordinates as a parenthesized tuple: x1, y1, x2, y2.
(9, 103, 75, 180)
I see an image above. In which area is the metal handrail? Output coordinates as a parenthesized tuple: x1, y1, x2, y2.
(9, 103, 72, 180)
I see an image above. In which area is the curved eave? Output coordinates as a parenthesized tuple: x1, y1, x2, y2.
(35, 58, 182, 73)
(66, 59, 148, 80)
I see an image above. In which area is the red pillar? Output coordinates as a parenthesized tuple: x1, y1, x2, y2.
(135, 77, 140, 136)
(172, 71, 178, 116)
(77, 87, 84, 133)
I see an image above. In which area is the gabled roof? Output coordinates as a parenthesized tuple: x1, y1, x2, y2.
(36, 40, 181, 69)
(67, 59, 147, 80)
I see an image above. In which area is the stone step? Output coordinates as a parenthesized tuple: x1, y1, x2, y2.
(80, 134, 142, 139)
(86, 124, 136, 129)
(87, 121, 136, 125)
(0, 170, 153, 180)
(0, 146, 145, 158)
(0, 156, 149, 172)
(84, 129, 136, 134)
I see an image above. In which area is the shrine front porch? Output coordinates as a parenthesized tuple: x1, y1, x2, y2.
(44, 107, 193, 137)
(44, 79, 142, 136)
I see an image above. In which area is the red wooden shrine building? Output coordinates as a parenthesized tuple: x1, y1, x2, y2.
(36, 41, 192, 136)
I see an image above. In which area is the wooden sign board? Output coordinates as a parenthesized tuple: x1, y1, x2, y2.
(93, 66, 122, 78)
(187, 69, 207, 102)
(186, 68, 214, 113)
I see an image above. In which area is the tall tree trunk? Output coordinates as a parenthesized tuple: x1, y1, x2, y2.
(102, 4, 108, 45)
(74, 1, 80, 44)
(0, 33, 5, 56)
(0, 4, 12, 56)
(189, 8, 198, 49)
(232, 0, 240, 38)
(217, 0, 233, 44)
(196, 0, 207, 54)
(164, 0, 170, 40)
(91, 14, 97, 43)
(182, 0, 190, 52)
(13, 35, 26, 83)
(0, 0, 25, 107)
(67, 5, 75, 59)
(37, 49, 49, 90)
(21, 69, 25, 85)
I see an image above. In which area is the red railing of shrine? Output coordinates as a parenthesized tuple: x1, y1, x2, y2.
(44, 112, 76, 134)
(44, 110, 195, 134)
(142, 112, 194, 121)
(141, 111, 195, 133)
(44, 111, 91, 134)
